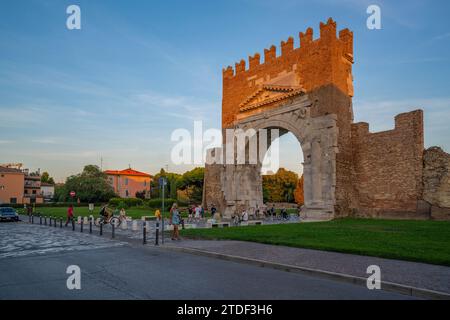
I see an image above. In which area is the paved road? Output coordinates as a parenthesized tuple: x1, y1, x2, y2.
(167, 240, 450, 294)
(0, 222, 415, 300)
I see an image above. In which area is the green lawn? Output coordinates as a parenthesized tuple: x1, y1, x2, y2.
(19, 206, 212, 220)
(20, 207, 156, 219)
(181, 219, 450, 266)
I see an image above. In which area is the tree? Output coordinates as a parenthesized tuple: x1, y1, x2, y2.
(63, 165, 116, 203)
(294, 175, 304, 205)
(178, 167, 204, 203)
(262, 168, 298, 203)
(54, 184, 67, 202)
(151, 168, 181, 199)
(41, 171, 55, 185)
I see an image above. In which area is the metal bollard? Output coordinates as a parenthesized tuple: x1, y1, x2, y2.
(89, 218, 92, 234)
(100, 223, 103, 236)
(112, 222, 115, 239)
(54, 218, 56, 227)
(60, 218, 62, 228)
(155, 221, 159, 246)
(40, 216, 42, 225)
(72, 219, 75, 231)
(143, 221, 147, 245)
(31, 215, 34, 224)
(80, 219, 83, 232)
(44, 216, 47, 225)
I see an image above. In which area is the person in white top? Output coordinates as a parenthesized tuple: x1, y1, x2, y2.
(194, 205, 201, 222)
(241, 209, 249, 222)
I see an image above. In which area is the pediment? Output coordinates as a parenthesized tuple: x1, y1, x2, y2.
(239, 85, 305, 112)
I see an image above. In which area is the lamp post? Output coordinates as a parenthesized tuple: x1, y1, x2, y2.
(159, 176, 167, 244)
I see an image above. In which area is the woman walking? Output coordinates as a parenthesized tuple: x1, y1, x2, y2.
(169, 203, 181, 241)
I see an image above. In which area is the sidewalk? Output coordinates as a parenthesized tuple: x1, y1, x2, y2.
(164, 239, 450, 296)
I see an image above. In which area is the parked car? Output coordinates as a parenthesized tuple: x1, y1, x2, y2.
(0, 207, 19, 222)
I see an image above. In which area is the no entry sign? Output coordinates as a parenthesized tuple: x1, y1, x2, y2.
(70, 191, 76, 197)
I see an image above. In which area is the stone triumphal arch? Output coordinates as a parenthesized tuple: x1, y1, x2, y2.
(203, 19, 448, 221)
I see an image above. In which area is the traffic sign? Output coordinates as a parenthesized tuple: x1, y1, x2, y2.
(159, 177, 167, 186)
(70, 191, 76, 197)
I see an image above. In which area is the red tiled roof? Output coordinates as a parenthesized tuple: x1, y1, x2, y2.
(104, 168, 152, 178)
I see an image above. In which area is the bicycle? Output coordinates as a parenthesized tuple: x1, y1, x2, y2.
(94, 214, 122, 227)
(94, 205, 122, 227)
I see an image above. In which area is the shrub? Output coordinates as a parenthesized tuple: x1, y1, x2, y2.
(108, 198, 143, 207)
(0, 202, 103, 208)
(117, 201, 129, 210)
(145, 198, 188, 208)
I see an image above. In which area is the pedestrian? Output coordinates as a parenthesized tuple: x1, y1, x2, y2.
(120, 207, 127, 222)
(65, 204, 74, 227)
(270, 205, 276, 219)
(242, 209, 249, 222)
(281, 208, 288, 220)
(200, 205, 205, 219)
(187, 206, 193, 223)
(194, 204, 201, 222)
(211, 204, 217, 217)
(169, 203, 181, 240)
(155, 208, 161, 221)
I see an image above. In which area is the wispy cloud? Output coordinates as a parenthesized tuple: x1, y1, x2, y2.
(431, 32, 450, 42)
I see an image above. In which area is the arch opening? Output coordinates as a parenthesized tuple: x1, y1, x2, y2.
(261, 130, 304, 208)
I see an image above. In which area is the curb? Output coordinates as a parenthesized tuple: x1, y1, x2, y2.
(163, 245, 450, 300)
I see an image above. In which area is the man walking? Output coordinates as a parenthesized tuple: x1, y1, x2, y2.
(65, 204, 74, 227)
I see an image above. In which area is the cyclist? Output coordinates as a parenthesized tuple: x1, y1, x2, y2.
(99, 204, 113, 223)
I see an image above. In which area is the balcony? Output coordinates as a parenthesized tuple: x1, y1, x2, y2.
(24, 182, 41, 189)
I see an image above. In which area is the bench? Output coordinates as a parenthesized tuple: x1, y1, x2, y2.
(211, 222, 230, 228)
(248, 220, 263, 226)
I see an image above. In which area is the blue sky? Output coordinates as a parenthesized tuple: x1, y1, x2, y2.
(0, 0, 449, 181)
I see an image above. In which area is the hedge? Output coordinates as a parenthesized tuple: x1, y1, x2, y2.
(108, 198, 143, 207)
(145, 198, 188, 208)
(0, 202, 103, 208)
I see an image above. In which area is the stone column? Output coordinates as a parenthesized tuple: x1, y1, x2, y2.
(311, 140, 323, 205)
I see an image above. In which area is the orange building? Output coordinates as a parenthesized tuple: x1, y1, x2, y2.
(0, 167, 25, 204)
(0, 166, 44, 204)
(105, 168, 152, 199)
(23, 170, 44, 204)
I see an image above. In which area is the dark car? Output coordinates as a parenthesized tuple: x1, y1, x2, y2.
(0, 207, 19, 222)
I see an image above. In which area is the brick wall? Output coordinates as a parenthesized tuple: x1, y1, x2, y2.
(351, 110, 424, 217)
(222, 18, 353, 128)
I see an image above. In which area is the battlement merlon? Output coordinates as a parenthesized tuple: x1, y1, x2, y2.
(222, 18, 354, 80)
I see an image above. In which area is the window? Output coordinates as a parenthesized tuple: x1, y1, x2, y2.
(144, 180, 146, 187)
(125, 178, 128, 185)
(10, 198, 17, 204)
(125, 190, 129, 197)
(32, 190, 36, 194)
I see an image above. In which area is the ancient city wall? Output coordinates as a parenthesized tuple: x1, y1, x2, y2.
(204, 19, 450, 220)
(351, 110, 424, 218)
(423, 147, 450, 220)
